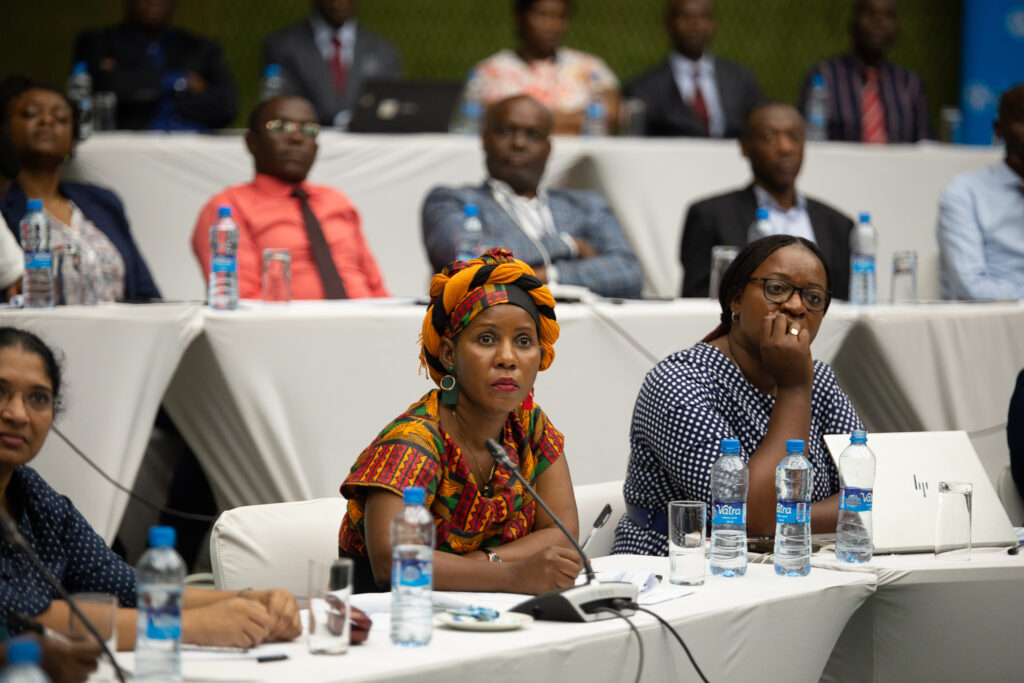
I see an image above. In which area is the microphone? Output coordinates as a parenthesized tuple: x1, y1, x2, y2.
(0, 508, 127, 683)
(485, 438, 637, 622)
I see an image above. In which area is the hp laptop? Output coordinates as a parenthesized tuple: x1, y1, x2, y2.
(348, 80, 463, 134)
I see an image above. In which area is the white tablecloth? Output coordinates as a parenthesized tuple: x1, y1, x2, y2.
(817, 547, 1024, 682)
(64, 133, 999, 302)
(0, 303, 202, 541)
(112, 554, 876, 682)
(162, 300, 855, 510)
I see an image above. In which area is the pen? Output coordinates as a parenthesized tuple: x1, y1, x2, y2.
(580, 503, 613, 553)
(258, 654, 289, 663)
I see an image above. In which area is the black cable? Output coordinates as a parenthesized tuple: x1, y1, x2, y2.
(51, 425, 219, 523)
(594, 607, 644, 683)
(579, 299, 660, 365)
(625, 602, 709, 683)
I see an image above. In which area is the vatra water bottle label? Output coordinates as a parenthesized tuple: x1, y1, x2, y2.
(143, 588, 182, 639)
(776, 500, 809, 524)
(211, 254, 237, 272)
(712, 501, 746, 525)
(25, 252, 52, 269)
(839, 487, 873, 512)
(393, 558, 431, 588)
(852, 256, 875, 274)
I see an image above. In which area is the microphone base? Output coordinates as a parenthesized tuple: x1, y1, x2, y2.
(508, 581, 638, 622)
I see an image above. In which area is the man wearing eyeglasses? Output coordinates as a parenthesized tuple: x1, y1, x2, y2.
(679, 101, 854, 299)
(190, 95, 389, 299)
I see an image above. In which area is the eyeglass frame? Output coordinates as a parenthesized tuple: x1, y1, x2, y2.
(0, 381, 55, 414)
(746, 277, 832, 312)
(264, 119, 321, 138)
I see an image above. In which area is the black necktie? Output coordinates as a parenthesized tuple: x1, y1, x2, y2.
(292, 187, 347, 299)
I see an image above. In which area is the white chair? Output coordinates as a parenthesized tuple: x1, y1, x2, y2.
(209, 497, 347, 596)
(573, 480, 625, 558)
(997, 464, 1024, 527)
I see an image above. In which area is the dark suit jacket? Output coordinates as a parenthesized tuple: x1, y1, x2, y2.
(263, 20, 403, 126)
(624, 56, 761, 138)
(72, 23, 237, 130)
(2, 182, 161, 301)
(680, 185, 853, 299)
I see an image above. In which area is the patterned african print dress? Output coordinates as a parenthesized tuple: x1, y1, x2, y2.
(339, 389, 564, 558)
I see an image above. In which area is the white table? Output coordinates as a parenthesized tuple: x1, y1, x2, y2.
(817, 547, 1024, 682)
(64, 133, 999, 302)
(0, 303, 203, 541)
(162, 300, 856, 510)
(112, 554, 876, 682)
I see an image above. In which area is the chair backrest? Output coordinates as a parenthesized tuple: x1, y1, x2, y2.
(574, 480, 625, 558)
(210, 497, 347, 596)
(997, 464, 1024, 527)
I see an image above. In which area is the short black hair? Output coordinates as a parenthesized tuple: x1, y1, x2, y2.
(0, 75, 82, 145)
(704, 235, 833, 340)
(514, 0, 572, 18)
(0, 326, 66, 416)
(998, 82, 1024, 124)
(739, 99, 802, 141)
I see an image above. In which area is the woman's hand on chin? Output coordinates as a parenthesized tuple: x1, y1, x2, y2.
(759, 312, 814, 390)
(504, 546, 582, 595)
(182, 598, 273, 648)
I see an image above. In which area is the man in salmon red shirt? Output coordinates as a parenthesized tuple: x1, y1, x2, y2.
(191, 94, 389, 299)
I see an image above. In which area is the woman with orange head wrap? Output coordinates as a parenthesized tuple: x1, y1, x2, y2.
(339, 249, 582, 593)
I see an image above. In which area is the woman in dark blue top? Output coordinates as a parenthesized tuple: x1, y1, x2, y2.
(0, 327, 299, 649)
(0, 75, 160, 302)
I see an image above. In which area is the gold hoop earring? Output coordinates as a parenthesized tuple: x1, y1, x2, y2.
(440, 366, 458, 406)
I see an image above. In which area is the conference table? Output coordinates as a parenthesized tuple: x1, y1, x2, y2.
(112, 554, 878, 682)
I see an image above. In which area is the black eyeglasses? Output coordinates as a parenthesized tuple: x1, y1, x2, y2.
(747, 277, 831, 312)
(264, 119, 321, 138)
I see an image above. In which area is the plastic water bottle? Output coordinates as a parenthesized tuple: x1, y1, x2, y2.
(260, 63, 286, 100)
(391, 486, 435, 647)
(66, 62, 93, 140)
(135, 526, 185, 682)
(455, 204, 483, 262)
(19, 199, 54, 309)
(835, 430, 876, 563)
(208, 205, 238, 310)
(747, 207, 773, 244)
(0, 637, 50, 683)
(452, 69, 484, 136)
(850, 212, 877, 305)
(806, 73, 827, 142)
(710, 438, 749, 577)
(774, 439, 813, 577)
(581, 72, 608, 137)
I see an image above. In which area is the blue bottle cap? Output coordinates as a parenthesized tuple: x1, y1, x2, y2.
(5, 637, 41, 665)
(72, 61, 88, 75)
(811, 73, 825, 87)
(264, 63, 282, 78)
(756, 207, 770, 220)
(721, 438, 740, 453)
(850, 430, 867, 443)
(26, 198, 43, 211)
(217, 205, 232, 218)
(403, 486, 425, 505)
(785, 439, 805, 453)
(858, 211, 871, 223)
(463, 204, 479, 218)
(149, 525, 176, 548)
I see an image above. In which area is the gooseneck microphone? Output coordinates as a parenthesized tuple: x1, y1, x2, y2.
(485, 438, 637, 622)
(0, 509, 127, 683)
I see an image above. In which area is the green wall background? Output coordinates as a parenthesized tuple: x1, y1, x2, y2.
(3, 0, 960, 130)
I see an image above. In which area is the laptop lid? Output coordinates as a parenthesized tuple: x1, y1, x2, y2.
(348, 80, 463, 134)
(824, 431, 1018, 554)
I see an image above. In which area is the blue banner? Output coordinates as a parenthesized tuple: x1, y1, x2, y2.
(960, 1, 1024, 145)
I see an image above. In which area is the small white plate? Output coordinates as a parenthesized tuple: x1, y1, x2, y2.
(435, 611, 534, 632)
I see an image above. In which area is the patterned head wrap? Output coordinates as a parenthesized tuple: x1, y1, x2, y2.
(420, 248, 559, 384)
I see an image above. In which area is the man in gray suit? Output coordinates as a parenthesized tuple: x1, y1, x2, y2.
(680, 102, 854, 298)
(625, 0, 760, 138)
(263, 0, 402, 128)
(422, 95, 643, 299)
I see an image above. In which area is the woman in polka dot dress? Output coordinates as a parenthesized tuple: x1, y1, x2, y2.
(613, 235, 863, 556)
(0, 327, 301, 649)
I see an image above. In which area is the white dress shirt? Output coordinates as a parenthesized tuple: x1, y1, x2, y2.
(669, 52, 726, 138)
(753, 185, 816, 243)
(487, 178, 578, 283)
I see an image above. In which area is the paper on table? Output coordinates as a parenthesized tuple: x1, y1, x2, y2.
(575, 570, 694, 605)
(181, 644, 291, 662)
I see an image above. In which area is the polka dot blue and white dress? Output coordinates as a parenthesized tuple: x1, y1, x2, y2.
(611, 342, 863, 556)
(0, 466, 137, 628)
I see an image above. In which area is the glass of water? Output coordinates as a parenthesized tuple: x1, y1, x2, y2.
(69, 592, 118, 681)
(708, 246, 739, 300)
(262, 248, 291, 303)
(308, 558, 354, 654)
(890, 250, 918, 303)
(668, 501, 707, 585)
(935, 482, 972, 560)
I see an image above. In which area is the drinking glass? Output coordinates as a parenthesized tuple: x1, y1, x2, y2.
(308, 558, 354, 654)
(668, 501, 706, 585)
(935, 481, 972, 560)
(93, 92, 118, 132)
(708, 246, 740, 300)
(69, 592, 118, 681)
(262, 248, 291, 303)
(890, 250, 918, 303)
(54, 244, 82, 306)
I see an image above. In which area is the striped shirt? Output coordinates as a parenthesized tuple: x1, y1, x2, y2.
(799, 53, 931, 143)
